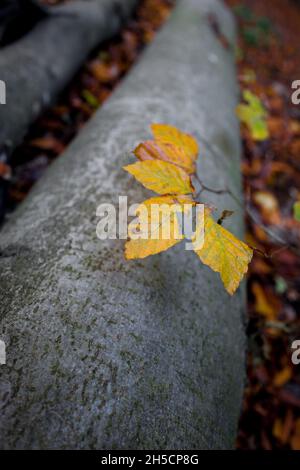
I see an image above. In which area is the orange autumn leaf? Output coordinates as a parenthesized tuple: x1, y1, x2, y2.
(273, 366, 292, 388)
(273, 409, 294, 444)
(292, 437, 300, 451)
(251, 257, 272, 275)
(0, 162, 11, 180)
(290, 119, 300, 136)
(123, 160, 194, 195)
(151, 123, 199, 163)
(134, 140, 196, 174)
(267, 117, 285, 139)
(29, 137, 65, 154)
(273, 419, 285, 442)
(90, 61, 119, 83)
(133, 123, 199, 174)
(253, 190, 280, 225)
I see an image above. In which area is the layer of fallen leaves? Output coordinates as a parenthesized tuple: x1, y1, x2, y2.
(226, 0, 300, 450)
(1, 0, 174, 217)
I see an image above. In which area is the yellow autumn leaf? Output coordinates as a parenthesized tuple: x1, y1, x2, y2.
(125, 195, 193, 259)
(273, 367, 292, 388)
(193, 210, 253, 295)
(294, 201, 300, 222)
(252, 282, 278, 320)
(134, 140, 196, 174)
(151, 123, 199, 162)
(236, 90, 269, 141)
(123, 160, 194, 195)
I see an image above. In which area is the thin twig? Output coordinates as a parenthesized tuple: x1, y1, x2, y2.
(195, 141, 300, 257)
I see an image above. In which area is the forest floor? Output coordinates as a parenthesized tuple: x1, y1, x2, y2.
(226, 0, 300, 450)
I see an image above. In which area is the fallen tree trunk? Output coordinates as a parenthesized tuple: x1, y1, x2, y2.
(0, 0, 137, 154)
(0, 0, 246, 449)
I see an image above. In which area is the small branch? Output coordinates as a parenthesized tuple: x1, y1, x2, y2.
(195, 163, 299, 258)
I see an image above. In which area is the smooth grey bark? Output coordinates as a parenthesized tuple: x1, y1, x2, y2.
(0, 0, 137, 154)
(0, 0, 246, 449)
